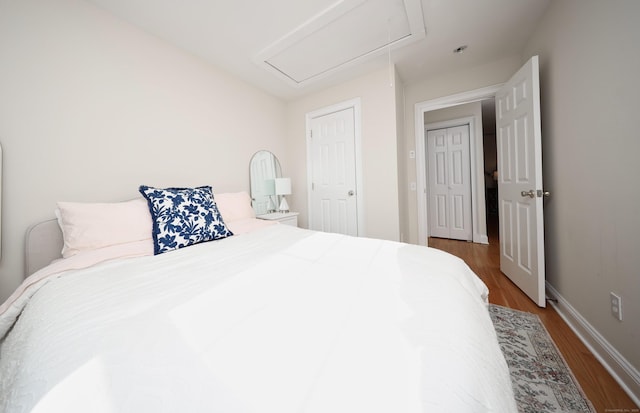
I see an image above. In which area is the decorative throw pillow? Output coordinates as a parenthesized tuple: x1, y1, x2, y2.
(138, 185, 233, 255)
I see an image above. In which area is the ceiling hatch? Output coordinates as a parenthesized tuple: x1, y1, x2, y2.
(255, 0, 426, 87)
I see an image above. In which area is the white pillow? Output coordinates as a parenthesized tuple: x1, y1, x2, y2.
(56, 198, 153, 258)
(214, 192, 256, 223)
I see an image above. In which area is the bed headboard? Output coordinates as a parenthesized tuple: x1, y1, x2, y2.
(25, 219, 63, 277)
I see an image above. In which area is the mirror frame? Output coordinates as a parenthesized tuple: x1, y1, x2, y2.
(249, 150, 282, 215)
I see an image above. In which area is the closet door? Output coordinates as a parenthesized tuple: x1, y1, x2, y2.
(427, 125, 472, 241)
(308, 106, 358, 236)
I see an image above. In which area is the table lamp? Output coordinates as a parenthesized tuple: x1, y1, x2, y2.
(275, 178, 291, 213)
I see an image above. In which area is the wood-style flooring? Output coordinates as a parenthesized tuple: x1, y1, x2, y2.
(427, 218, 638, 413)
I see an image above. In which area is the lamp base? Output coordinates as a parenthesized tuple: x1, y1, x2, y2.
(266, 196, 277, 213)
(279, 196, 289, 213)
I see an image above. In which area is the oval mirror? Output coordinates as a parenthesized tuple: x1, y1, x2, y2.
(249, 150, 282, 215)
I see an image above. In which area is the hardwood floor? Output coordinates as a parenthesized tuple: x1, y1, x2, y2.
(428, 219, 638, 413)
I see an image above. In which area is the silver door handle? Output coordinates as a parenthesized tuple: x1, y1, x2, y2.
(521, 189, 551, 198)
(348, 190, 355, 196)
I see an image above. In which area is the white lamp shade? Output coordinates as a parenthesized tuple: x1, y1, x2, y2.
(275, 178, 292, 195)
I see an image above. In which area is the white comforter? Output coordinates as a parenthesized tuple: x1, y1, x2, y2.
(0, 225, 516, 412)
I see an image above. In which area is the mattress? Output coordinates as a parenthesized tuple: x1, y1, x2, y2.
(0, 224, 516, 412)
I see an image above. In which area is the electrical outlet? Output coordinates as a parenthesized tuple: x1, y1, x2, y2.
(610, 292, 623, 321)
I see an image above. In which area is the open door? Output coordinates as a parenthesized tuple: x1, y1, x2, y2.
(496, 55, 548, 307)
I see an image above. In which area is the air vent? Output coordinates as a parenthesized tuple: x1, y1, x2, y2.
(255, 0, 425, 87)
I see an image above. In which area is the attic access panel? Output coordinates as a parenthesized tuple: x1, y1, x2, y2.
(256, 0, 425, 87)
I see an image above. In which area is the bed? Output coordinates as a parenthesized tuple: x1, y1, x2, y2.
(0, 187, 516, 412)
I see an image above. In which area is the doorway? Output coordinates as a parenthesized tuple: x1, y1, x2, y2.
(415, 85, 501, 246)
(419, 103, 491, 244)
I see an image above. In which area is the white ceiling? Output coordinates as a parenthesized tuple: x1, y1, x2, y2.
(86, 0, 551, 101)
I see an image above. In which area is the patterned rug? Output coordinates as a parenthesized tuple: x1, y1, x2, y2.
(489, 304, 596, 413)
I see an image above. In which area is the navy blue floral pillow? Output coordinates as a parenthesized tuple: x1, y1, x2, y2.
(139, 185, 233, 255)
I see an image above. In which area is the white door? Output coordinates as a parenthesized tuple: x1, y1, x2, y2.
(496, 55, 547, 307)
(427, 125, 472, 241)
(309, 107, 358, 236)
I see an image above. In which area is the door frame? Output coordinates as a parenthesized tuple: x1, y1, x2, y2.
(305, 98, 365, 236)
(415, 84, 502, 246)
(425, 119, 473, 241)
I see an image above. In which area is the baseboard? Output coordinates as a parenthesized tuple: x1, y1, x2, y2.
(474, 233, 489, 245)
(546, 283, 640, 406)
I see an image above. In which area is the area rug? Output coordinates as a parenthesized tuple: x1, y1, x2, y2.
(489, 304, 596, 413)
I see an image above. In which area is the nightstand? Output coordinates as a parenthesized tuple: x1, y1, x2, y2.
(256, 212, 299, 227)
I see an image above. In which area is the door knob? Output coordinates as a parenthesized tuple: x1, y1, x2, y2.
(348, 190, 355, 196)
(521, 190, 550, 198)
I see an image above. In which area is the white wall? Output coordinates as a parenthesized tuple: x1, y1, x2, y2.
(286, 67, 400, 242)
(0, 0, 287, 301)
(523, 0, 640, 378)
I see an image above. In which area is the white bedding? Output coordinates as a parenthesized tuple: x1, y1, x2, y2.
(0, 224, 516, 412)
